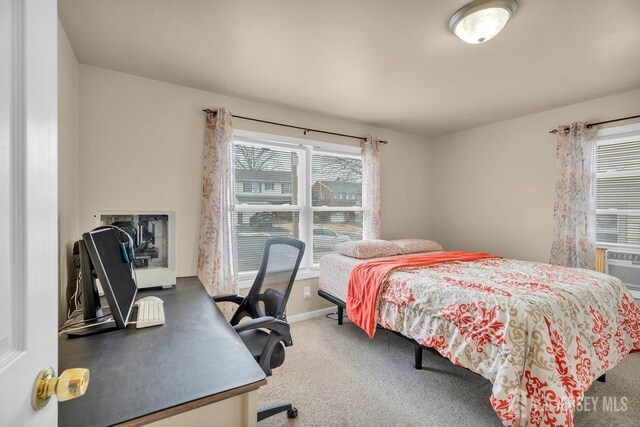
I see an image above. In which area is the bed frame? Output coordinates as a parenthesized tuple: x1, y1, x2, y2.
(317, 289, 606, 382)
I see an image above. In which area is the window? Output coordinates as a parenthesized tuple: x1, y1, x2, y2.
(311, 152, 363, 262)
(241, 182, 261, 193)
(596, 124, 640, 248)
(233, 133, 363, 274)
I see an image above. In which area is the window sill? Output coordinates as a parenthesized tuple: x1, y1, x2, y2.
(238, 268, 320, 289)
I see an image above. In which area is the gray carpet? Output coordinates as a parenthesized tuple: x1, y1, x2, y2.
(257, 315, 640, 427)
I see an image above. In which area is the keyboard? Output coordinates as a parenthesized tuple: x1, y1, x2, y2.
(135, 296, 165, 329)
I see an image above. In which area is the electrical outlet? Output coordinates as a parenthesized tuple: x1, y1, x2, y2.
(303, 286, 311, 299)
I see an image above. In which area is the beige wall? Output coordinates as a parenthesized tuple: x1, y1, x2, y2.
(430, 88, 640, 263)
(58, 21, 80, 324)
(67, 62, 640, 317)
(77, 65, 432, 311)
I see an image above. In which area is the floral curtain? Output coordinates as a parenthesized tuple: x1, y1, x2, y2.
(550, 122, 597, 269)
(197, 109, 238, 304)
(361, 136, 381, 240)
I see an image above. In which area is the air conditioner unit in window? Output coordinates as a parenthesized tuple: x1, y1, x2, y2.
(606, 250, 640, 297)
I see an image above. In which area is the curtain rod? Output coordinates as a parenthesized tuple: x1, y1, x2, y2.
(202, 109, 389, 144)
(548, 114, 640, 134)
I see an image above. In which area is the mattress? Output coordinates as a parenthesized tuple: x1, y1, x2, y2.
(318, 252, 440, 302)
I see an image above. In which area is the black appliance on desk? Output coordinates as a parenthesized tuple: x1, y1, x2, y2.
(69, 227, 139, 336)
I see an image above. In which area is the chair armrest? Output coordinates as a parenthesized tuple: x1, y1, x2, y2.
(234, 316, 292, 345)
(212, 293, 244, 305)
(233, 316, 277, 333)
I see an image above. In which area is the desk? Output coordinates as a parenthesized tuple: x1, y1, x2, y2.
(58, 277, 267, 426)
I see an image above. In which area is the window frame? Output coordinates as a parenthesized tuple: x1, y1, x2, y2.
(233, 129, 363, 286)
(595, 122, 640, 250)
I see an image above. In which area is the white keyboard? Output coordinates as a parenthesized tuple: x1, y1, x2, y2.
(135, 296, 165, 329)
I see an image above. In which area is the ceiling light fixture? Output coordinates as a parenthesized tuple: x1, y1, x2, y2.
(449, 0, 518, 44)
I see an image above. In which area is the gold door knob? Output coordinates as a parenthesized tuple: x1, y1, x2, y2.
(32, 367, 90, 410)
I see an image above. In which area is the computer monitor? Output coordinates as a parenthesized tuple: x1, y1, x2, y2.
(78, 239, 104, 321)
(82, 228, 138, 329)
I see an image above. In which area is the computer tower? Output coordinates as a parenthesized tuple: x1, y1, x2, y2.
(95, 211, 176, 289)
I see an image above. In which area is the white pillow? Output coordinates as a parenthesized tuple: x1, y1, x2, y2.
(333, 239, 403, 259)
(392, 239, 443, 255)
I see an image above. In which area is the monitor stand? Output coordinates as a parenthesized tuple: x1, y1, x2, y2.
(66, 304, 119, 338)
(65, 319, 118, 337)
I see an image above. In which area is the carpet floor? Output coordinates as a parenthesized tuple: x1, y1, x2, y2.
(257, 315, 640, 427)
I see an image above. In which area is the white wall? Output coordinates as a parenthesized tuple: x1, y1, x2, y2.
(430, 88, 640, 263)
(77, 65, 432, 314)
(58, 21, 80, 324)
(68, 62, 640, 316)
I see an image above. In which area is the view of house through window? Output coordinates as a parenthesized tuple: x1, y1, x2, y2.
(596, 126, 640, 247)
(311, 152, 363, 262)
(234, 139, 363, 273)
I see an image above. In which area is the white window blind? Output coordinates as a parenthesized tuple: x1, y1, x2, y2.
(232, 138, 363, 273)
(596, 128, 640, 247)
(234, 142, 301, 272)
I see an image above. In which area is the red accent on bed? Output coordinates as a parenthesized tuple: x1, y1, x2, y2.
(346, 251, 500, 337)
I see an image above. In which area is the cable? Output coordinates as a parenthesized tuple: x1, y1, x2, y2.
(58, 313, 112, 332)
(58, 313, 112, 333)
(325, 311, 350, 322)
(107, 223, 139, 285)
(325, 312, 339, 320)
(58, 316, 114, 336)
(132, 261, 138, 286)
(66, 269, 81, 319)
(64, 307, 89, 323)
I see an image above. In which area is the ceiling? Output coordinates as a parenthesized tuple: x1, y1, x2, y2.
(59, 0, 640, 137)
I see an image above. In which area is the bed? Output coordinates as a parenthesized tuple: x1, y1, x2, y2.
(318, 251, 640, 427)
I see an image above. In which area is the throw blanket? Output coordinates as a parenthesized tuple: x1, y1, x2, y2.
(346, 251, 498, 337)
(348, 254, 640, 426)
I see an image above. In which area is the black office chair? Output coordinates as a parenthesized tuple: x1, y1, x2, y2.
(213, 237, 305, 422)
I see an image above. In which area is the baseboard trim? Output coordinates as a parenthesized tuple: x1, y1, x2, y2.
(630, 290, 640, 299)
(287, 307, 335, 323)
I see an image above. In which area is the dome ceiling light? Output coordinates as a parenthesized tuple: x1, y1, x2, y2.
(449, 0, 518, 44)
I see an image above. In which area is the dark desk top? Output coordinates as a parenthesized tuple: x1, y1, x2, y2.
(58, 277, 266, 427)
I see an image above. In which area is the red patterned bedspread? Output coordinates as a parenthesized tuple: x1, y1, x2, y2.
(347, 251, 498, 337)
(357, 256, 640, 426)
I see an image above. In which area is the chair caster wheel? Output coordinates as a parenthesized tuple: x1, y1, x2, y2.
(287, 407, 298, 419)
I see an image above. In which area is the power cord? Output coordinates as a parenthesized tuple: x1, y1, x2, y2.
(57, 316, 114, 336)
(325, 311, 350, 322)
(325, 312, 339, 320)
(58, 311, 113, 333)
(66, 269, 82, 319)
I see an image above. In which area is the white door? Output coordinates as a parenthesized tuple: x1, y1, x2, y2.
(0, 0, 59, 425)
